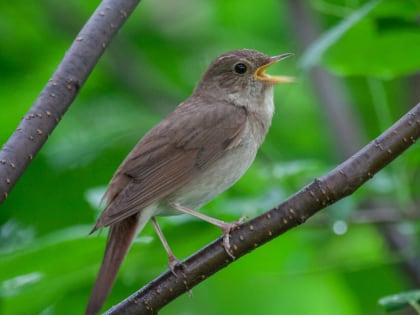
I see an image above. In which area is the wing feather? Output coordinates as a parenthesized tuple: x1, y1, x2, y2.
(94, 100, 247, 228)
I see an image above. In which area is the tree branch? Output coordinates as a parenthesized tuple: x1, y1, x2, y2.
(0, 0, 141, 203)
(104, 104, 419, 315)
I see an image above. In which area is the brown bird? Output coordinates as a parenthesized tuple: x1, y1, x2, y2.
(86, 49, 293, 315)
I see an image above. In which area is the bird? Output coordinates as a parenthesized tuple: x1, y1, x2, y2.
(86, 49, 293, 315)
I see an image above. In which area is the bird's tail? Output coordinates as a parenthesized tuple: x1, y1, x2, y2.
(85, 213, 147, 315)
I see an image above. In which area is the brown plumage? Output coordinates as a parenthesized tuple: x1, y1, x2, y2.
(86, 49, 293, 315)
(92, 100, 248, 230)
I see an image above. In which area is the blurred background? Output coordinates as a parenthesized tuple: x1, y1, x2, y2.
(0, 0, 419, 314)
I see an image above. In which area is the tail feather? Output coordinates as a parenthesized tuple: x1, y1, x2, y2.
(86, 215, 139, 315)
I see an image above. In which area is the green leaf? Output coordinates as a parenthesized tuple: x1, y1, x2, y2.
(322, 0, 420, 78)
(323, 18, 420, 78)
(300, 0, 383, 69)
(379, 290, 420, 312)
(301, 0, 420, 79)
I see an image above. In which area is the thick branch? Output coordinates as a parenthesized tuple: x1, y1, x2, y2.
(0, 0, 141, 203)
(105, 103, 419, 315)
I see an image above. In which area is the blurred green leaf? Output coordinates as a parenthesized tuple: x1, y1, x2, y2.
(323, 1, 420, 78)
(379, 290, 420, 312)
(300, 0, 383, 69)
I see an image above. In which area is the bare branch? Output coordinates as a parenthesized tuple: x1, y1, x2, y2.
(0, 0, 141, 203)
(104, 104, 419, 315)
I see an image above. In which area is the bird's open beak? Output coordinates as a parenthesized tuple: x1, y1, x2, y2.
(253, 53, 294, 84)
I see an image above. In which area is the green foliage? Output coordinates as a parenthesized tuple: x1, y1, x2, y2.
(379, 290, 420, 313)
(0, 0, 419, 314)
(323, 0, 420, 78)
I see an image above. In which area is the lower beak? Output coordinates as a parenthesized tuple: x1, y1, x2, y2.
(253, 53, 295, 84)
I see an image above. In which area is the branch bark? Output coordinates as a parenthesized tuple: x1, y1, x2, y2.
(104, 104, 420, 315)
(0, 0, 141, 203)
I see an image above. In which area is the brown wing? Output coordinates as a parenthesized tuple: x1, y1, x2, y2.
(93, 99, 247, 229)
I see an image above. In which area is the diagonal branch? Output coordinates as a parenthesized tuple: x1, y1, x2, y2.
(0, 0, 141, 203)
(104, 103, 420, 315)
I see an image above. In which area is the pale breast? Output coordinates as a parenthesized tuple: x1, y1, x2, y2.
(157, 118, 263, 216)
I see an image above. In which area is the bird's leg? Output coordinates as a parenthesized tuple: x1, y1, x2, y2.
(170, 202, 246, 259)
(151, 217, 179, 274)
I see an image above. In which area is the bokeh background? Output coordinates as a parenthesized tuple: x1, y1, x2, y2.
(1, 0, 419, 314)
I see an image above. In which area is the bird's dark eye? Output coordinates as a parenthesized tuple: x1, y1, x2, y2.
(234, 63, 247, 74)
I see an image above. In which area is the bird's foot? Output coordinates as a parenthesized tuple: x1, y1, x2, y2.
(220, 215, 247, 259)
(168, 255, 181, 276)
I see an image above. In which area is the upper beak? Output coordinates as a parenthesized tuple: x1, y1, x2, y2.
(253, 53, 295, 84)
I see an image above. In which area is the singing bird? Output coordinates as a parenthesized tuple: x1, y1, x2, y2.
(86, 49, 293, 315)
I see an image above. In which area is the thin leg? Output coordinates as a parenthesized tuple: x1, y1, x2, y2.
(171, 202, 246, 259)
(151, 217, 179, 273)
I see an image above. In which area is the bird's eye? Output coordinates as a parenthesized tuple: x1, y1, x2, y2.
(234, 63, 247, 74)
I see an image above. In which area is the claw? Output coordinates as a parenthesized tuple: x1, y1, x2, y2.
(220, 216, 247, 259)
(168, 255, 180, 276)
